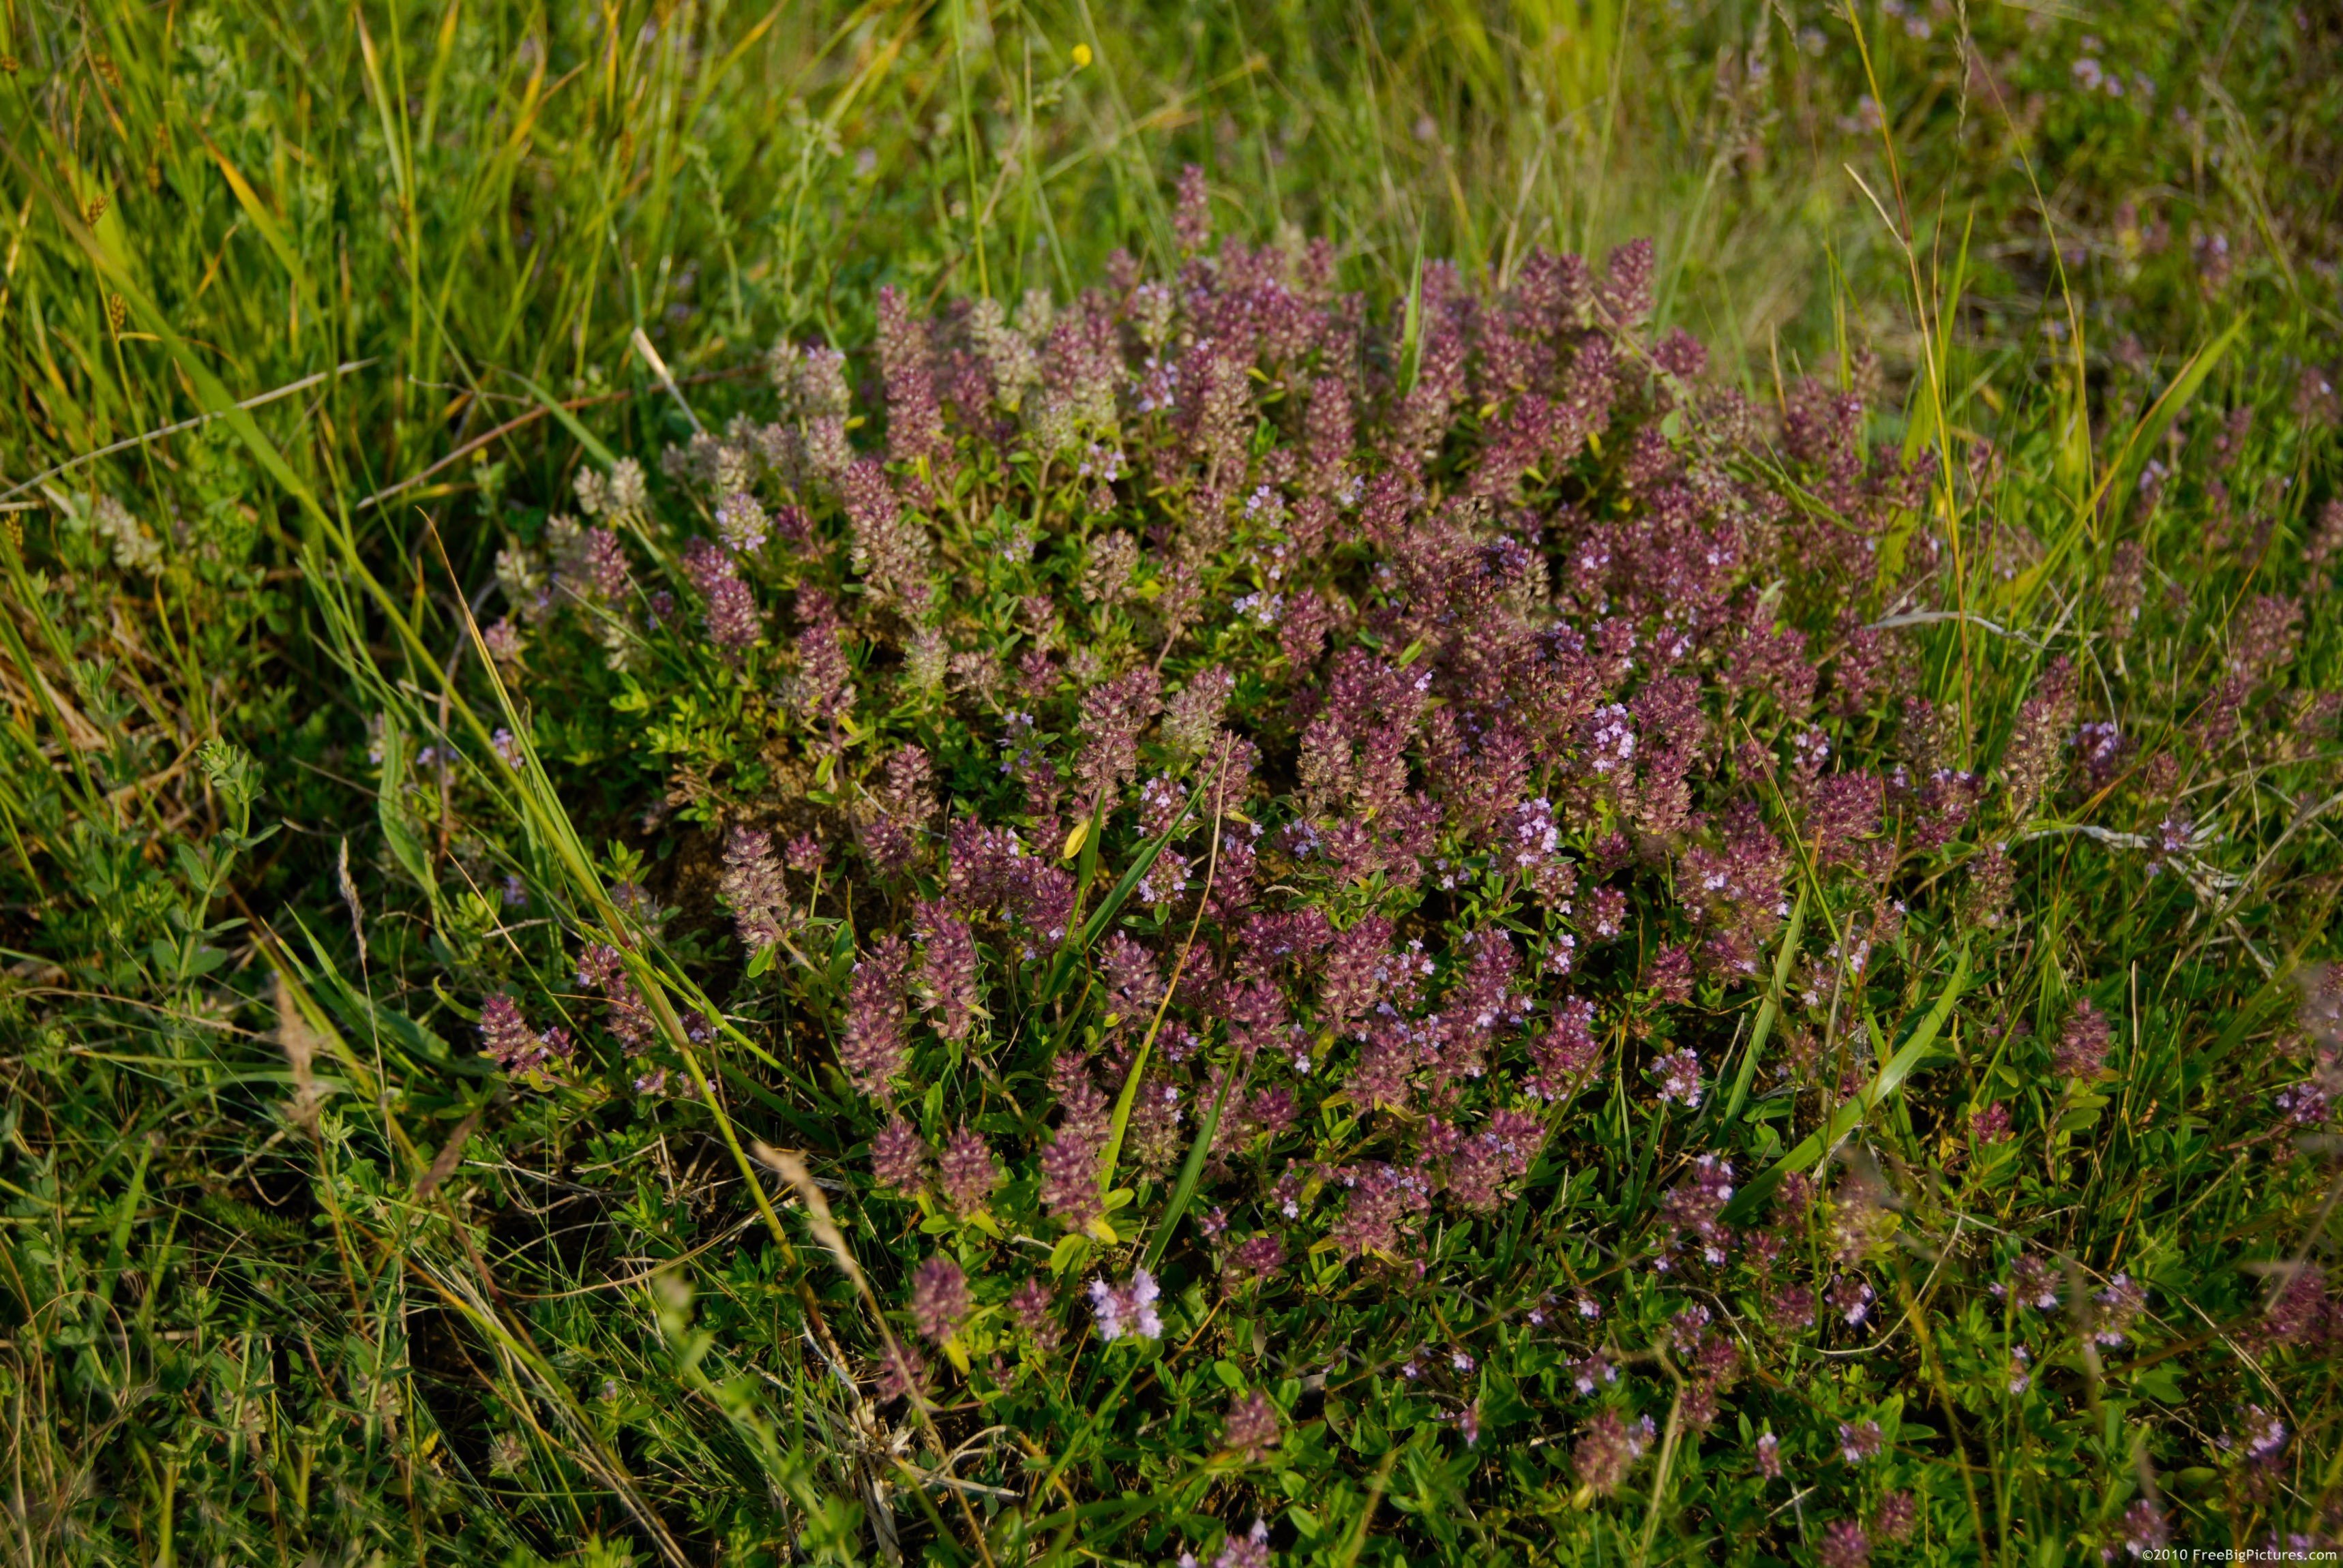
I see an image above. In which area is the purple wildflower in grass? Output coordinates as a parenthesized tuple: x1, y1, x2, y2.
(482, 615, 526, 665)
(874, 1338, 929, 1405)
(914, 901, 980, 1042)
(936, 1124, 1000, 1216)
(1009, 1278, 1061, 1352)
(2056, 998, 2113, 1079)
(1326, 1160, 1433, 1259)
(1180, 1518, 1271, 1568)
(1572, 1409, 1656, 1496)
(870, 1116, 929, 1194)
(839, 935, 912, 1094)
(857, 750, 936, 884)
(2263, 1265, 2335, 1346)
(1087, 1268, 1162, 1342)
(875, 285, 948, 474)
(1648, 944, 1695, 1005)
(909, 1255, 969, 1344)
(2003, 1254, 2061, 1311)
(1219, 1390, 1281, 1460)
(1457, 1400, 1482, 1447)
(2091, 1274, 2148, 1346)
(1770, 1284, 1816, 1331)
(1223, 1234, 1284, 1291)
(478, 993, 533, 1065)
(1971, 1102, 2014, 1144)
(1172, 164, 1212, 254)
(1073, 667, 1163, 798)
(2276, 1079, 2332, 1126)
(1755, 1431, 1782, 1479)
(719, 827, 792, 952)
(1041, 1054, 1109, 1231)
(1876, 1490, 1916, 1543)
(1818, 1520, 1870, 1568)
(478, 993, 569, 1077)
(713, 489, 766, 553)
(1838, 1419, 1883, 1464)
(841, 457, 934, 615)
(2001, 657, 2076, 819)
(1656, 1154, 1736, 1267)
(1829, 1274, 1877, 1326)
(1652, 1047, 1702, 1108)
(2122, 1498, 2169, 1556)
(2228, 1406, 2287, 1464)
(1598, 237, 1655, 326)
(1571, 1353, 1617, 1396)
(2008, 1345, 2033, 1393)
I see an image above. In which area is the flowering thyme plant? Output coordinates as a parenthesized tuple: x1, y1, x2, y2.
(432, 170, 2343, 1559)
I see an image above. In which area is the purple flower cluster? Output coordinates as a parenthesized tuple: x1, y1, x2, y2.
(478, 993, 571, 1078)
(1088, 1268, 1162, 1342)
(453, 172, 2343, 1547)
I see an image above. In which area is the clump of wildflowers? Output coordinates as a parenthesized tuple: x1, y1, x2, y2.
(446, 171, 2343, 1560)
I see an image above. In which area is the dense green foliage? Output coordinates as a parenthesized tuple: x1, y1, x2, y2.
(3, 1, 2340, 1564)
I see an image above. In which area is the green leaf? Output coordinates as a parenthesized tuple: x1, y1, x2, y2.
(1048, 1232, 1091, 1276)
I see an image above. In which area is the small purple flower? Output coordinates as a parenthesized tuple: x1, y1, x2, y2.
(1586, 703, 1637, 774)
(1819, 1520, 1870, 1568)
(1009, 1278, 1061, 1353)
(871, 1116, 929, 1194)
(1088, 1268, 1163, 1342)
(1184, 1517, 1270, 1568)
(1755, 1430, 1782, 1479)
(2055, 999, 2113, 1079)
(839, 936, 913, 1095)
(1572, 1409, 1656, 1496)
(1838, 1419, 1883, 1464)
(910, 1256, 969, 1344)
(2091, 1274, 2147, 1346)
(1876, 1490, 1916, 1542)
(2228, 1405, 2287, 1464)
(1220, 1390, 1281, 1461)
(1652, 1048, 1703, 1108)
(2122, 1498, 2169, 1556)
(936, 1124, 1000, 1216)
(478, 993, 567, 1077)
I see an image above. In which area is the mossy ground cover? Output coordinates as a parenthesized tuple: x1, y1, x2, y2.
(3, 2, 2341, 1563)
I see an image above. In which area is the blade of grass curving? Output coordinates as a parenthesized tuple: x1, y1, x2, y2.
(1720, 885, 1807, 1128)
(1099, 755, 1227, 1201)
(1722, 946, 1970, 1228)
(1032, 766, 1210, 1008)
(1142, 1050, 1246, 1273)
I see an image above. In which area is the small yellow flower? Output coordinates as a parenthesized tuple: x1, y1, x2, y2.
(1071, 42, 1092, 68)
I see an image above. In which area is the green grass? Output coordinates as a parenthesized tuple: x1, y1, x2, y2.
(3, 0, 2342, 1563)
